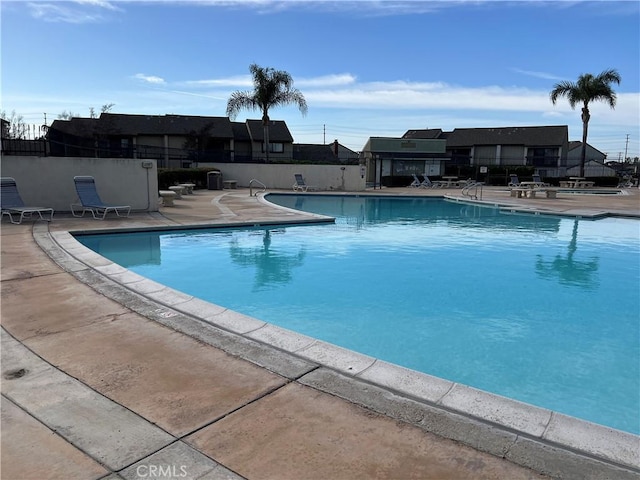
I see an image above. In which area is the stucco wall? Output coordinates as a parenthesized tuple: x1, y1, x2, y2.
(0, 156, 159, 213)
(200, 163, 366, 191)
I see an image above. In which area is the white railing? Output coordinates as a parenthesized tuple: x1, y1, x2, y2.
(249, 178, 266, 197)
(462, 182, 483, 200)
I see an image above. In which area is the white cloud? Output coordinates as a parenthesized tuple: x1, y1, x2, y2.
(74, 0, 119, 10)
(183, 75, 254, 88)
(295, 74, 357, 88)
(133, 73, 166, 85)
(26, 0, 122, 23)
(300, 81, 549, 112)
(27, 3, 100, 22)
(511, 68, 567, 81)
(184, 72, 358, 89)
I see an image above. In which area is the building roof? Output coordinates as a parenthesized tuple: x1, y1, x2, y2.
(98, 113, 234, 137)
(50, 114, 235, 138)
(568, 141, 606, 157)
(292, 144, 338, 163)
(402, 129, 443, 140)
(444, 125, 568, 147)
(231, 122, 251, 141)
(49, 117, 100, 136)
(245, 120, 293, 143)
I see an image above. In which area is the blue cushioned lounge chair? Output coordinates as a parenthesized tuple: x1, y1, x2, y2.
(71, 175, 131, 220)
(508, 174, 521, 187)
(532, 174, 549, 187)
(0, 177, 54, 224)
(292, 173, 318, 192)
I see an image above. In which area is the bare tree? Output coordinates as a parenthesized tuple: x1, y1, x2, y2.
(0, 110, 28, 139)
(58, 110, 80, 120)
(62, 103, 115, 120)
(90, 103, 115, 118)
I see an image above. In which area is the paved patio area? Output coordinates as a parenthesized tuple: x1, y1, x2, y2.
(2, 186, 639, 480)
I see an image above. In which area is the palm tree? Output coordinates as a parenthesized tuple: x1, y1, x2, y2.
(550, 69, 621, 177)
(226, 64, 307, 162)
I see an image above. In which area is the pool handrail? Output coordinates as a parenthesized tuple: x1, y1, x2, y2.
(249, 178, 266, 197)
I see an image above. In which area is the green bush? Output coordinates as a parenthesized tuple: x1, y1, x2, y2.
(157, 168, 219, 189)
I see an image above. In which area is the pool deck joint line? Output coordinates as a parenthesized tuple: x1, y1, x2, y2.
(2, 186, 639, 480)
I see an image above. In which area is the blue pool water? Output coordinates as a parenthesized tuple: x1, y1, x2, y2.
(76, 195, 640, 434)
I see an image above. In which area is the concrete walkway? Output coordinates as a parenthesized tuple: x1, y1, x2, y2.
(2, 186, 639, 480)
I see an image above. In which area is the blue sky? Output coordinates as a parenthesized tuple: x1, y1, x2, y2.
(2, 0, 639, 158)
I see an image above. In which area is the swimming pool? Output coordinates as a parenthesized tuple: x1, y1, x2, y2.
(76, 195, 640, 434)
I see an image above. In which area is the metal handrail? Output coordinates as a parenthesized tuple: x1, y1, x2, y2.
(249, 178, 266, 197)
(462, 182, 483, 200)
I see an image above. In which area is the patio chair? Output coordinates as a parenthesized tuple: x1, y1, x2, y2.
(617, 177, 634, 188)
(71, 175, 131, 220)
(409, 174, 422, 187)
(421, 175, 445, 188)
(0, 177, 54, 224)
(508, 174, 521, 187)
(292, 174, 317, 192)
(532, 174, 549, 187)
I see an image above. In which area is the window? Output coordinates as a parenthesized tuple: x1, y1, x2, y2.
(260, 142, 284, 153)
(270, 142, 284, 153)
(528, 147, 559, 167)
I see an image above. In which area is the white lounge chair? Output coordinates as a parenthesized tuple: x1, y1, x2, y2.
(420, 175, 445, 188)
(0, 177, 54, 224)
(292, 174, 317, 192)
(617, 177, 634, 188)
(409, 174, 422, 187)
(71, 175, 131, 220)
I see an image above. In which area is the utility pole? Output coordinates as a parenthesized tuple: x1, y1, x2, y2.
(323, 124, 326, 144)
(624, 134, 629, 163)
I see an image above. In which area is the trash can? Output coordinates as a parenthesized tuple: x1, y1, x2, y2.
(207, 171, 222, 190)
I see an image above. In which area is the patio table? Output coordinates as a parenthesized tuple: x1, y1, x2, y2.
(442, 176, 458, 188)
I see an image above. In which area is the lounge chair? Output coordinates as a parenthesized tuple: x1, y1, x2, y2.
(420, 176, 435, 188)
(456, 178, 474, 188)
(292, 174, 317, 192)
(409, 174, 422, 187)
(420, 175, 446, 188)
(617, 177, 634, 188)
(0, 177, 54, 224)
(532, 174, 549, 187)
(71, 175, 131, 220)
(508, 174, 521, 187)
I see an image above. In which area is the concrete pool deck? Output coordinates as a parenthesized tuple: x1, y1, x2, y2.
(1, 186, 639, 479)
